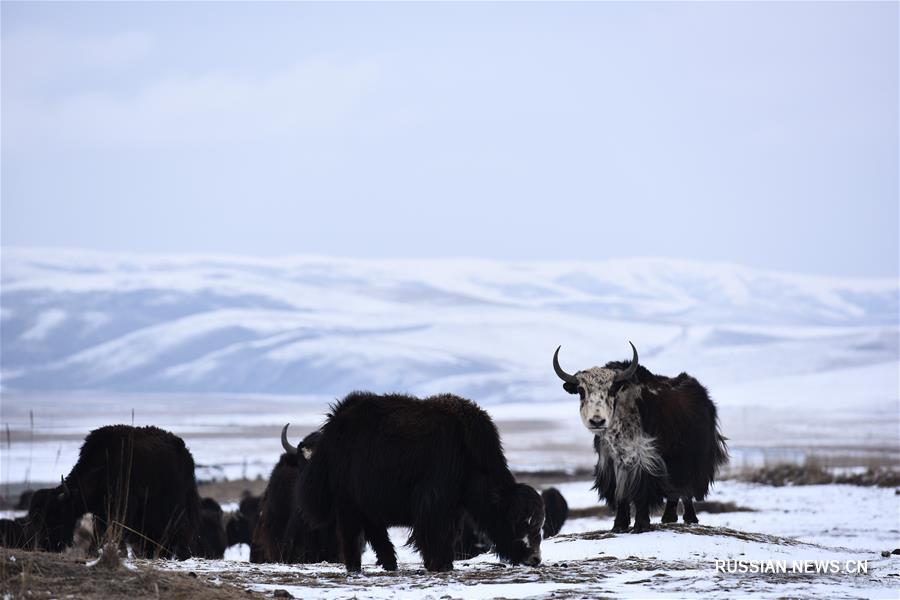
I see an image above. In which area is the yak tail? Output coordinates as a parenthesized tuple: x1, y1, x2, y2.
(297, 451, 332, 530)
(713, 433, 729, 475)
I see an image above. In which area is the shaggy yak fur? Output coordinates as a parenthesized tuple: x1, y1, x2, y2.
(540, 487, 569, 538)
(0, 518, 30, 548)
(225, 491, 260, 549)
(26, 425, 201, 558)
(555, 344, 728, 533)
(250, 428, 345, 564)
(194, 497, 227, 559)
(454, 487, 569, 559)
(299, 392, 545, 572)
(16, 490, 34, 511)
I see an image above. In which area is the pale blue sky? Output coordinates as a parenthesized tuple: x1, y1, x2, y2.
(2, 2, 897, 277)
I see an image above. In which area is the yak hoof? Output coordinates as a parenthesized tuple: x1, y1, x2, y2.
(683, 515, 699, 525)
(381, 560, 398, 572)
(660, 513, 678, 524)
(611, 523, 630, 533)
(630, 522, 651, 534)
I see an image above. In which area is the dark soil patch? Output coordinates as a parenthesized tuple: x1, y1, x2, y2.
(737, 464, 900, 487)
(0, 548, 259, 599)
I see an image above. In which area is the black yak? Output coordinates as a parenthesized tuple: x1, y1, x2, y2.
(225, 491, 260, 548)
(454, 487, 568, 559)
(194, 497, 227, 559)
(540, 487, 569, 538)
(16, 490, 34, 511)
(554, 343, 728, 533)
(299, 392, 544, 572)
(250, 426, 344, 564)
(453, 512, 492, 560)
(0, 518, 30, 548)
(26, 425, 201, 558)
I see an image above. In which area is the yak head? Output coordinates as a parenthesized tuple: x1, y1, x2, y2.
(27, 478, 82, 552)
(225, 492, 260, 546)
(498, 483, 544, 567)
(280, 424, 323, 464)
(553, 343, 642, 435)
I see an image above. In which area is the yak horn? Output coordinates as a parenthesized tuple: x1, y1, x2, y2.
(615, 342, 640, 382)
(553, 346, 578, 385)
(58, 476, 71, 501)
(281, 423, 298, 455)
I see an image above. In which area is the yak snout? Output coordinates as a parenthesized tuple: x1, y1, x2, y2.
(589, 418, 606, 429)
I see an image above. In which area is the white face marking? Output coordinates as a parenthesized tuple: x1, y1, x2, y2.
(576, 367, 617, 433)
(301, 447, 313, 460)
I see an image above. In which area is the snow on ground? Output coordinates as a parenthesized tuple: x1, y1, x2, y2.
(1, 250, 898, 597)
(147, 480, 900, 599)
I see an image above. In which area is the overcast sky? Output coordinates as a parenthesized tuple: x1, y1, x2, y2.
(1, 2, 897, 277)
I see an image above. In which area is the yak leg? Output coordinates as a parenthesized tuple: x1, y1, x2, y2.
(336, 510, 364, 572)
(631, 492, 652, 534)
(611, 503, 631, 533)
(415, 514, 455, 572)
(363, 518, 397, 572)
(661, 498, 679, 524)
(682, 497, 699, 524)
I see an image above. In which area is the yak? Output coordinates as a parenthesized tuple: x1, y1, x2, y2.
(454, 487, 568, 559)
(26, 424, 201, 558)
(0, 517, 30, 548)
(454, 486, 568, 560)
(298, 392, 545, 573)
(16, 490, 34, 511)
(225, 491, 260, 549)
(194, 497, 228, 559)
(554, 343, 728, 533)
(540, 487, 569, 538)
(250, 426, 344, 564)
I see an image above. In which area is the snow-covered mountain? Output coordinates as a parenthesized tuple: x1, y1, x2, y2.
(1, 248, 897, 403)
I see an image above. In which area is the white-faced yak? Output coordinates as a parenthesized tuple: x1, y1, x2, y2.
(298, 392, 545, 572)
(26, 425, 201, 558)
(554, 344, 728, 533)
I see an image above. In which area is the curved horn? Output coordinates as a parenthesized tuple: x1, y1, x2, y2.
(615, 341, 639, 382)
(281, 423, 298, 455)
(58, 476, 71, 501)
(553, 346, 578, 385)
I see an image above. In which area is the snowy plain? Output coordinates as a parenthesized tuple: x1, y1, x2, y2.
(0, 249, 898, 598)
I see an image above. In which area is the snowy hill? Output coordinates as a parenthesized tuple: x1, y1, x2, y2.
(1, 248, 897, 404)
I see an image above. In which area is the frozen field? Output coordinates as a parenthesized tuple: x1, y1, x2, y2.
(1, 250, 898, 598)
(142, 479, 899, 599)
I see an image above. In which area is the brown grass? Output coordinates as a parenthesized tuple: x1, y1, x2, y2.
(0, 548, 260, 599)
(734, 462, 900, 487)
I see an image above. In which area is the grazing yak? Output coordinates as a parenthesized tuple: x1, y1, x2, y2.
(16, 490, 34, 511)
(225, 491, 260, 549)
(194, 497, 228, 559)
(250, 426, 344, 564)
(26, 425, 201, 558)
(454, 487, 568, 560)
(299, 392, 545, 572)
(554, 344, 728, 533)
(0, 517, 30, 548)
(540, 487, 569, 538)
